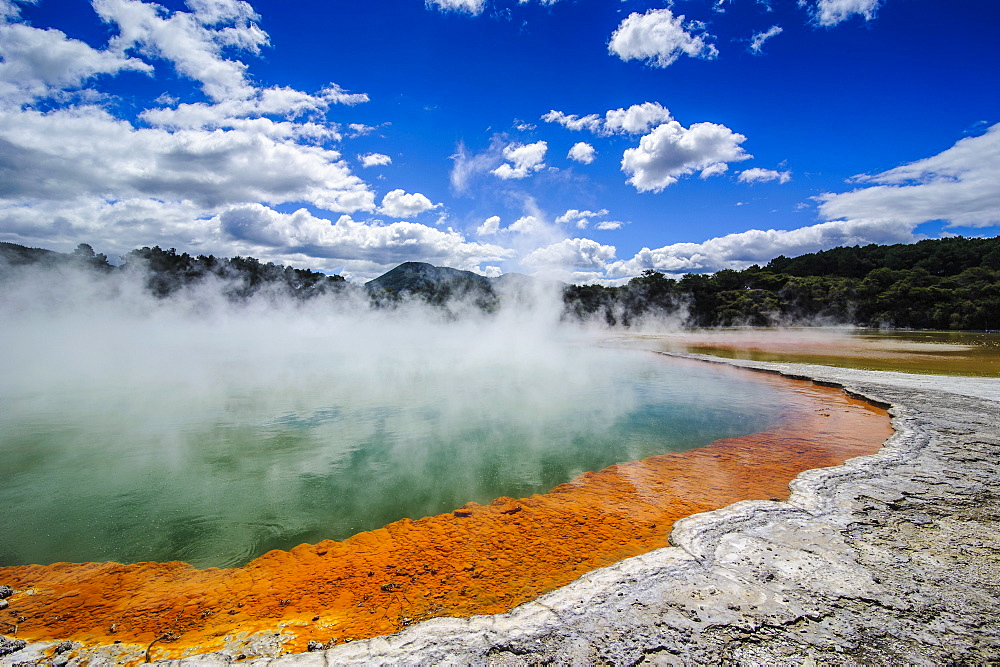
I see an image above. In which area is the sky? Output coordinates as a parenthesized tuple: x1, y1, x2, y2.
(0, 0, 998, 283)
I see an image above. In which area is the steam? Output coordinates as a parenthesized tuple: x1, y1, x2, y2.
(0, 262, 789, 568)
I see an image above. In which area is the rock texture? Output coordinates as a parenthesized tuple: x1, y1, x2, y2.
(157, 355, 1000, 665)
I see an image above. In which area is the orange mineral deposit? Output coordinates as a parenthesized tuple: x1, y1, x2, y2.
(0, 369, 892, 663)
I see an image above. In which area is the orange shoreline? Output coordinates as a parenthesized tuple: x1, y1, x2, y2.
(0, 370, 892, 664)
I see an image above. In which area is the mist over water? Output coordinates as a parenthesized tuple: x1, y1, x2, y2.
(1, 266, 791, 568)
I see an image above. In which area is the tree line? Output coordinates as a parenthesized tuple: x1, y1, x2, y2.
(3, 235, 999, 330)
(563, 236, 1000, 330)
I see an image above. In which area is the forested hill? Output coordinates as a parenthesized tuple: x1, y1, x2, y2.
(565, 237, 1000, 330)
(563, 236, 1000, 331)
(3, 236, 1000, 330)
(764, 236, 1000, 278)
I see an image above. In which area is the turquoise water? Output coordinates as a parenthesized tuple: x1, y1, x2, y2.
(1, 326, 792, 569)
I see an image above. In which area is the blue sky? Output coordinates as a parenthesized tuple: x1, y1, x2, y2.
(1, 0, 997, 282)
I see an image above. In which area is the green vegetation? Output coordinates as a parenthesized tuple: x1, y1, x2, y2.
(3, 236, 999, 329)
(561, 236, 1000, 330)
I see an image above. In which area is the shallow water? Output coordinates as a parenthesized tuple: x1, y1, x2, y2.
(0, 345, 792, 569)
(619, 328, 1000, 377)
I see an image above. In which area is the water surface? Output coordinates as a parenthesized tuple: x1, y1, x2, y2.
(618, 328, 1000, 377)
(1, 342, 791, 569)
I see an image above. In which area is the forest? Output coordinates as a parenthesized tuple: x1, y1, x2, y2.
(2, 235, 999, 330)
(564, 236, 1000, 330)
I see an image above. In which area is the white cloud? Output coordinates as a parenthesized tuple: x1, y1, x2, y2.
(378, 189, 439, 218)
(360, 153, 392, 168)
(609, 8, 719, 68)
(492, 140, 548, 180)
(185, 0, 258, 26)
(0, 106, 376, 212)
(93, 0, 268, 102)
(738, 167, 792, 184)
(139, 84, 366, 141)
(555, 208, 609, 229)
(0, 0, 26, 22)
(749, 25, 782, 54)
(0, 22, 152, 105)
(522, 237, 616, 271)
(217, 205, 513, 272)
(603, 102, 673, 135)
(699, 162, 730, 179)
(544, 102, 673, 136)
(605, 218, 916, 278)
(812, 0, 882, 26)
(476, 215, 501, 236)
(595, 220, 625, 230)
(817, 123, 1000, 229)
(450, 138, 506, 193)
(621, 120, 751, 192)
(567, 142, 596, 164)
(426, 0, 486, 15)
(540, 110, 602, 133)
(508, 215, 545, 235)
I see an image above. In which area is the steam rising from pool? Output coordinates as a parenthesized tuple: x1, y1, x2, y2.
(1, 266, 790, 568)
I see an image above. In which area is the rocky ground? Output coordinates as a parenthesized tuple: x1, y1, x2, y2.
(5, 355, 999, 665)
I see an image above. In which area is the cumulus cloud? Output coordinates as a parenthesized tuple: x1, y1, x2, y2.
(92, 0, 269, 101)
(139, 84, 367, 141)
(543, 102, 672, 136)
(621, 120, 751, 192)
(492, 140, 548, 180)
(817, 123, 1000, 229)
(812, 0, 882, 26)
(360, 153, 392, 168)
(217, 204, 513, 273)
(0, 106, 375, 212)
(545, 103, 750, 193)
(426, 0, 486, 15)
(555, 208, 609, 229)
(595, 220, 625, 231)
(605, 218, 916, 278)
(609, 8, 719, 68)
(508, 215, 545, 235)
(738, 167, 792, 184)
(603, 102, 674, 135)
(749, 25, 782, 54)
(0, 22, 152, 105)
(522, 237, 616, 271)
(378, 189, 440, 218)
(606, 125, 1000, 279)
(567, 142, 596, 164)
(476, 215, 501, 236)
(0, 0, 391, 267)
(540, 110, 602, 133)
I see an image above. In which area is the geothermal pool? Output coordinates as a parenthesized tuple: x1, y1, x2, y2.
(2, 345, 790, 569)
(623, 327, 1000, 377)
(0, 311, 891, 661)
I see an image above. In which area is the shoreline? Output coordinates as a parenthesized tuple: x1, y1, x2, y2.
(4, 354, 998, 664)
(166, 353, 1000, 664)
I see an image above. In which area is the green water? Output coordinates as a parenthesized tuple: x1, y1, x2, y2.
(0, 348, 790, 569)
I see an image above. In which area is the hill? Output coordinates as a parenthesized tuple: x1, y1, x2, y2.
(365, 261, 498, 312)
(563, 236, 1000, 330)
